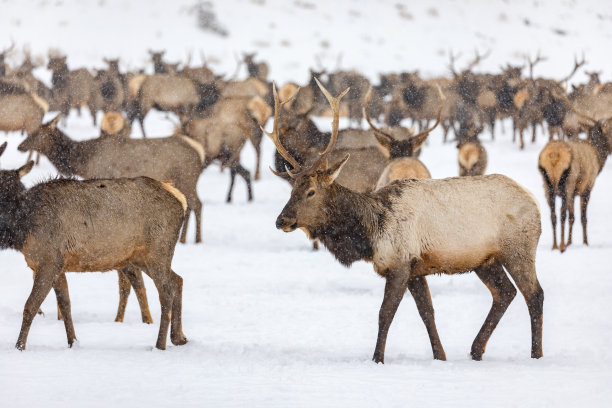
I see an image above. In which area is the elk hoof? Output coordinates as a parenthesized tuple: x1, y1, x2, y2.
(15, 342, 25, 351)
(470, 350, 483, 361)
(171, 335, 188, 346)
(372, 352, 385, 364)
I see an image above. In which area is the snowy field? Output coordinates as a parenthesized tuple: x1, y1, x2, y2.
(1, 0, 612, 407)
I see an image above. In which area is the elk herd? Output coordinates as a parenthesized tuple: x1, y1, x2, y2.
(0, 44, 610, 362)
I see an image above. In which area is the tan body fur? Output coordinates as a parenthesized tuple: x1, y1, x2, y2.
(375, 158, 431, 189)
(538, 140, 602, 251)
(0, 93, 46, 134)
(458, 142, 488, 176)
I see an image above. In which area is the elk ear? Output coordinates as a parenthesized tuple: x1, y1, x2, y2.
(49, 114, 62, 128)
(320, 154, 350, 186)
(18, 161, 34, 178)
(0, 141, 7, 157)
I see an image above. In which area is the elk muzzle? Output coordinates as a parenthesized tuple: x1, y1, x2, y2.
(276, 214, 298, 232)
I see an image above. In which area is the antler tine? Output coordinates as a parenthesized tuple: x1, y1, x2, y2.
(363, 86, 394, 143)
(527, 51, 547, 80)
(465, 49, 491, 72)
(560, 53, 586, 83)
(411, 84, 446, 145)
(262, 83, 303, 173)
(448, 50, 461, 77)
(287, 78, 349, 177)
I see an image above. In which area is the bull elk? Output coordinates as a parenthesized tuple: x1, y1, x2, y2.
(0, 161, 187, 350)
(271, 79, 544, 363)
(18, 114, 205, 243)
(363, 85, 445, 188)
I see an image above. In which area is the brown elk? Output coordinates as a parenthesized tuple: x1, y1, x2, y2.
(271, 79, 544, 363)
(94, 58, 126, 113)
(0, 161, 187, 350)
(128, 73, 219, 137)
(457, 122, 487, 176)
(18, 114, 205, 243)
(326, 70, 370, 124)
(47, 55, 99, 125)
(243, 52, 269, 82)
(0, 41, 15, 76)
(149, 50, 176, 74)
(363, 86, 444, 188)
(181, 95, 271, 201)
(538, 106, 611, 252)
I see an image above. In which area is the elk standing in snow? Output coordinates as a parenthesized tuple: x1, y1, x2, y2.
(271, 79, 544, 362)
(18, 114, 205, 243)
(0, 162, 187, 350)
(538, 105, 611, 252)
(457, 122, 487, 177)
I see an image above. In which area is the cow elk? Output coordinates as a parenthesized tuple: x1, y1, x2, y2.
(18, 114, 205, 243)
(538, 105, 611, 252)
(271, 79, 544, 363)
(457, 122, 487, 176)
(0, 161, 187, 350)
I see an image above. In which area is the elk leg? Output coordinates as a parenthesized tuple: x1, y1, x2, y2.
(471, 262, 517, 360)
(531, 121, 538, 143)
(53, 273, 77, 347)
(114, 269, 131, 322)
(503, 259, 544, 359)
(147, 264, 174, 350)
(193, 195, 202, 244)
(89, 104, 97, 126)
(17, 264, 60, 350)
(406, 277, 446, 361)
(250, 132, 263, 181)
(170, 270, 187, 346)
(226, 168, 237, 203)
(580, 190, 590, 245)
(559, 191, 568, 252)
(179, 206, 191, 244)
(543, 180, 558, 250)
(122, 266, 153, 324)
(373, 271, 409, 364)
(567, 195, 575, 247)
(519, 129, 525, 150)
(233, 164, 253, 202)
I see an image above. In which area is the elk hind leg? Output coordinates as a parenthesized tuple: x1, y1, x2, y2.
(114, 269, 131, 322)
(170, 270, 187, 346)
(406, 276, 446, 360)
(503, 257, 544, 359)
(53, 273, 77, 347)
(120, 266, 154, 324)
(580, 190, 590, 245)
(471, 262, 517, 360)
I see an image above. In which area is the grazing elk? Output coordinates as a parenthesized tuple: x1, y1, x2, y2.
(271, 79, 544, 363)
(47, 55, 99, 125)
(0, 162, 187, 350)
(18, 114, 205, 243)
(538, 106, 611, 252)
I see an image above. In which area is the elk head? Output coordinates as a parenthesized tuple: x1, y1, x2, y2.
(266, 79, 350, 234)
(47, 55, 67, 71)
(104, 58, 120, 73)
(364, 85, 445, 158)
(18, 114, 62, 154)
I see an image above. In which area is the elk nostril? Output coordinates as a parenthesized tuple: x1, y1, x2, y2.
(275, 217, 284, 229)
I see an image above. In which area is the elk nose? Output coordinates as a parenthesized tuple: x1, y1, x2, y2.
(275, 217, 285, 230)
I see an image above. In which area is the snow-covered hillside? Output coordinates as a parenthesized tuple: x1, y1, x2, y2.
(0, 1, 611, 407)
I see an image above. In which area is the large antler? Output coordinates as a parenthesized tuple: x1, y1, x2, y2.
(263, 83, 302, 177)
(448, 50, 461, 77)
(464, 49, 491, 72)
(285, 78, 349, 178)
(559, 54, 586, 83)
(363, 84, 445, 146)
(527, 51, 547, 80)
(363, 87, 394, 146)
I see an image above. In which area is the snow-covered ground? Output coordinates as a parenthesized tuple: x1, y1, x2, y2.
(1, 1, 611, 407)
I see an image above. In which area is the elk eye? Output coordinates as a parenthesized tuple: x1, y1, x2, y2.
(306, 190, 315, 198)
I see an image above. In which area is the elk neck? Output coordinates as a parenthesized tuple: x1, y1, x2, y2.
(44, 129, 91, 177)
(310, 183, 388, 267)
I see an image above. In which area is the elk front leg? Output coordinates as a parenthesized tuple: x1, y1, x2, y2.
(407, 276, 446, 360)
(17, 264, 61, 350)
(373, 271, 409, 364)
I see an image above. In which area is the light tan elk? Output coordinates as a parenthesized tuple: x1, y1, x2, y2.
(47, 55, 99, 125)
(271, 79, 544, 363)
(538, 107, 611, 252)
(364, 86, 444, 188)
(18, 114, 205, 243)
(0, 87, 48, 137)
(0, 163, 187, 350)
(128, 74, 219, 137)
(457, 122, 487, 176)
